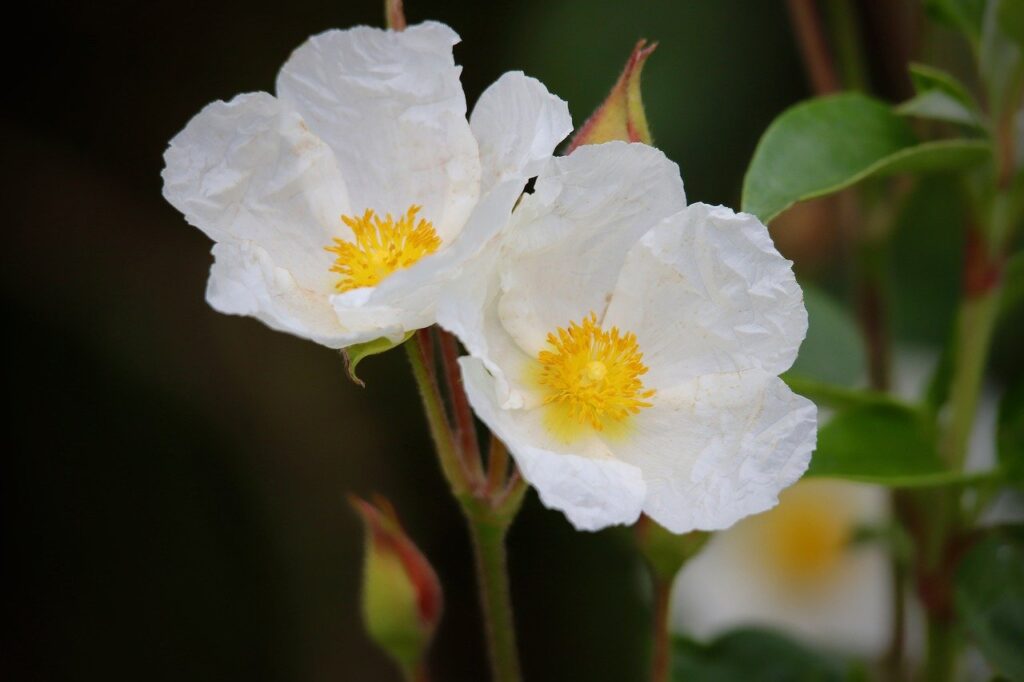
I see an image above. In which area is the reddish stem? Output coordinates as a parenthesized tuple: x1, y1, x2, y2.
(786, 0, 841, 94)
(650, 578, 672, 682)
(438, 329, 485, 485)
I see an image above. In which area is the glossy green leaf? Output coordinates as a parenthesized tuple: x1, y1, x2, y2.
(742, 93, 990, 222)
(342, 332, 414, 387)
(808, 403, 995, 486)
(672, 629, 847, 682)
(998, 382, 1024, 484)
(955, 529, 1024, 679)
(788, 284, 865, 386)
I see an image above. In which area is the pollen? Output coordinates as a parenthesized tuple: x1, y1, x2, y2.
(326, 205, 441, 292)
(537, 312, 655, 434)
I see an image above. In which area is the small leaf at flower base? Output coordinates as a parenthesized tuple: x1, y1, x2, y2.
(566, 40, 657, 152)
(998, 382, 1024, 485)
(741, 93, 991, 223)
(635, 517, 708, 581)
(788, 283, 866, 386)
(807, 403, 987, 486)
(672, 629, 847, 682)
(342, 332, 414, 387)
(954, 528, 1024, 679)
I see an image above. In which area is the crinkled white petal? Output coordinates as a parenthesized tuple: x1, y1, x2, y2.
(276, 22, 480, 242)
(460, 357, 646, 530)
(207, 241, 361, 347)
(435, 183, 542, 409)
(672, 481, 892, 656)
(470, 71, 573, 194)
(605, 203, 807, 388)
(162, 92, 350, 293)
(497, 142, 687, 355)
(608, 370, 816, 533)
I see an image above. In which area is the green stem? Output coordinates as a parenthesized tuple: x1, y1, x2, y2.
(405, 334, 469, 499)
(406, 333, 523, 681)
(467, 513, 521, 682)
(943, 288, 1000, 471)
(923, 617, 956, 682)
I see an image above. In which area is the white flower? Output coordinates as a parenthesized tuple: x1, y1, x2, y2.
(671, 479, 892, 656)
(438, 141, 817, 532)
(162, 22, 571, 348)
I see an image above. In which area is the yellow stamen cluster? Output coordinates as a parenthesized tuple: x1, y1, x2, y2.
(326, 205, 441, 292)
(537, 312, 655, 432)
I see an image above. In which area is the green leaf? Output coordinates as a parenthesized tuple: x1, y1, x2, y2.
(898, 63, 985, 127)
(672, 629, 847, 682)
(742, 93, 990, 222)
(925, 0, 987, 45)
(808, 403, 996, 486)
(783, 376, 908, 412)
(998, 382, 1024, 484)
(954, 529, 1024, 679)
(896, 91, 984, 127)
(1000, 0, 1024, 49)
(788, 284, 865, 386)
(342, 332, 413, 387)
(981, 0, 1024, 118)
(909, 62, 978, 105)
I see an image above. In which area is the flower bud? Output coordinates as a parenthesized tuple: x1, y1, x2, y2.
(350, 495, 443, 671)
(567, 40, 658, 152)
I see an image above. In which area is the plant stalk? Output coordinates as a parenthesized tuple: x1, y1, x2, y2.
(467, 513, 521, 682)
(650, 577, 672, 682)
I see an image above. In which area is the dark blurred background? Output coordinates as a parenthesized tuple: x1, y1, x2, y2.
(7, 1, 999, 680)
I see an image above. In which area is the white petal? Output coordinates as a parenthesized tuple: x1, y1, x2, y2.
(609, 370, 816, 533)
(605, 203, 807, 388)
(496, 142, 686, 355)
(672, 481, 892, 656)
(207, 241, 364, 347)
(435, 181, 541, 409)
(162, 92, 350, 292)
(460, 357, 646, 530)
(470, 71, 573, 194)
(276, 22, 480, 241)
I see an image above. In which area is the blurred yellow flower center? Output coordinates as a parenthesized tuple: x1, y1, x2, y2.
(326, 206, 441, 292)
(754, 483, 853, 584)
(537, 313, 655, 437)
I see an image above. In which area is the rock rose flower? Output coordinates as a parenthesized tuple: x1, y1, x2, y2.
(672, 479, 892, 656)
(162, 22, 571, 348)
(438, 141, 817, 532)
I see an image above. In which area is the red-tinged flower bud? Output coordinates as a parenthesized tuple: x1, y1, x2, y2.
(566, 40, 658, 152)
(350, 494, 443, 672)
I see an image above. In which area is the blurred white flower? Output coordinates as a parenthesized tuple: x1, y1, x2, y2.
(439, 142, 816, 532)
(672, 479, 893, 656)
(162, 22, 571, 348)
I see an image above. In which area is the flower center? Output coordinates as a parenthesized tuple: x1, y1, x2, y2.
(744, 482, 854, 586)
(326, 205, 441, 292)
(537, 312, 655, 435)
